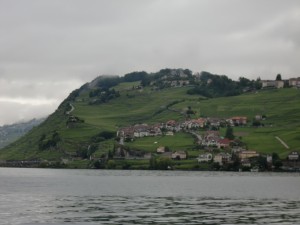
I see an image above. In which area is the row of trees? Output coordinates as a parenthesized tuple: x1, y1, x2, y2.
(89, 88, 120, 105)
(62, 70, 283, 111)
(187, 72, 262, 98)
(76, 131, 116, 159)
(38, 131, 61, 150)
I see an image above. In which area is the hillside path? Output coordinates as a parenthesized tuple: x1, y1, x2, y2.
(66, 103, 75, 115)
(275, 136, 289, 149)
(189, 131, 202, 144)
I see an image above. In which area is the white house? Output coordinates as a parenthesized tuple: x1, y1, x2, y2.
(261, 80, 284, 89)
(172, 151, 187, 160)
(197, 153, 213, 163)
(157, 146, 165, 153)
(288, 151, 299, 161)
(289, 78, 300, 87)
(214, 153, 232, 166)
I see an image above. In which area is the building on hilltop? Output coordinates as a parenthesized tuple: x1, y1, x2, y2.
(289, 78, 300, 88)
(261, 80, 284, 89)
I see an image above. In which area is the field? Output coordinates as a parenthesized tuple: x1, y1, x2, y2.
(124, 132, 195, 153)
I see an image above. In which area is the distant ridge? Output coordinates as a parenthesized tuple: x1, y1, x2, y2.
(0, 118, 45, 149)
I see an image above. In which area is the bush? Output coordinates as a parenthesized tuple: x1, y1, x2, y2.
(106, 160, 117, 169)
(91, 131, 115, 143)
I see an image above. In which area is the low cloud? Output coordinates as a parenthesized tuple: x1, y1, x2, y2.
(0, 101, 58, 125)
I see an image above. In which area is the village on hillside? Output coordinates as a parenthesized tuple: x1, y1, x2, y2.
(38, 73, 300, 171)
(106, 72, 300, 171)
(115, 114, 299, 172)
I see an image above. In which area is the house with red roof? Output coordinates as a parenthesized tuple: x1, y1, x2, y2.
(217, 138, 231, 149)
(229, 117, 247, 126)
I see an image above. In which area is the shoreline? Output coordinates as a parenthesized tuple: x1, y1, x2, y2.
(0, 161, 299, 172)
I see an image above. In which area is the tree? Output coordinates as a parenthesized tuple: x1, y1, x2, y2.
(272, 152, 280, 162)
(252, 120, 261, 127)
(186, 106, 195, 118)
(254, 77, 262, 89)
(121, 161, 131, 169)
(156, 157, 173, 170)
(107, 150, 114, 159)
(93, 160, 105, 169)
(124, 71, 148, 82)
(239, 77, 251, 87)
(276, 74, 282, 81)
(106, 160, 116, 169)
(87, 144, 98, 158)
(149, 157, 157, 169)
(272, 152, 282, 170)
(274, 160, 283, 170)
(225, 126, 234, 140)
(52, 131, 61, 143)
(251, 156, 268, 171)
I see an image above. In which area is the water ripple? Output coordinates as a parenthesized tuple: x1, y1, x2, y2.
(1, 169, 300, 224)
(2, 195, 299, 225)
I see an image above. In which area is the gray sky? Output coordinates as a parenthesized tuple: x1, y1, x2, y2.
(1, 0, 299, 125)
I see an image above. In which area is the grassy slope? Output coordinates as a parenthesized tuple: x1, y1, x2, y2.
(0, 109, 67, 160)
(125, 132, 195, 153)
(0, 83, 299, 161)
(182, 88, 300, 158)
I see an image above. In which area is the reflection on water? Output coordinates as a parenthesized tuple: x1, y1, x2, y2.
(0, 168, 299, 224)
(2, 195, 300, 224)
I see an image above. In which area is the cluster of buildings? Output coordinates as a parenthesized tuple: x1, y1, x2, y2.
(117, 124, 162, 140)
(201, 131, 232, 149)
(150, 69, 193, 88)
(198, 131, 264, 168)
(197, 150, 259, 166)
(197, 149, 300, 171)
(289, 78, 300, 88)
(117, 116, 248, 140)
(159, 80, 190, 88)
(282, 151, 300, 171)
(261, 77, 300, 89)
(261, 80, 284, 89)
(116, 115, 300, 171)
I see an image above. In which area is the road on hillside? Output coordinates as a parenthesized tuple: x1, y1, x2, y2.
(190, 131, 202, 144)
(66, 103, 75, 115)
(275, 136, 289, 149)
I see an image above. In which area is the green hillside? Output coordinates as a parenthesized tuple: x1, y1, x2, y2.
(0, 69, 299, 169)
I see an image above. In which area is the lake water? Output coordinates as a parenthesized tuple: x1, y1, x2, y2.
(0, 168, 299, 225)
